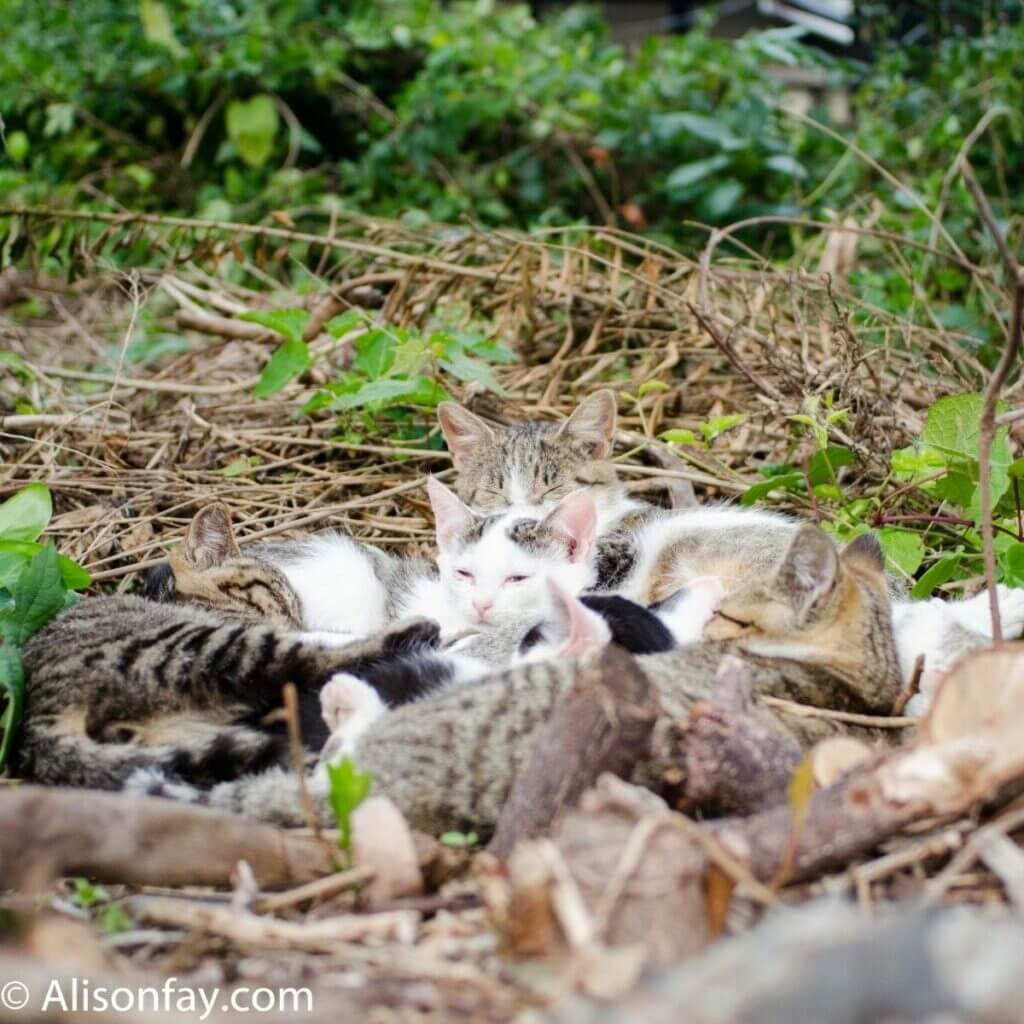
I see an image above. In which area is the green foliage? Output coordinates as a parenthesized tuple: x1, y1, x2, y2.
(324, 756, 373, 862)
(0, 485, 90, 773)
(738, 391, 1020, 597)
(440, 830, 479, 848)
(663, 414, 746, 449)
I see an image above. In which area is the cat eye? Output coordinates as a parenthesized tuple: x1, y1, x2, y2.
(714, 610, 751, 628)
(455, 568, 474, 580)
(505, 574, 530, 584)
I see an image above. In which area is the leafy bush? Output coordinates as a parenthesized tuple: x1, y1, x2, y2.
(688, 392, 1021, 596)
(0, 484, 90, 772)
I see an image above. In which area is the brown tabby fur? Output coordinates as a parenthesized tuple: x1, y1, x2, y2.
(179, 524, 903, 833)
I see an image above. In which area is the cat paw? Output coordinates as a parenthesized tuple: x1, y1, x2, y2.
(319, 673, 387, 755)
(657, 575, 726, 646)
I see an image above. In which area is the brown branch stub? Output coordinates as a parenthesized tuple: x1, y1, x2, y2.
(960, 156, 1024, 642)
(664, 656, 802, 816)
(489, 646, 659, 860)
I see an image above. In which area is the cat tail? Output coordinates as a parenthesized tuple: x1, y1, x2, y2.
(126, 764, 328, 829)
(16, 719, 289, 792)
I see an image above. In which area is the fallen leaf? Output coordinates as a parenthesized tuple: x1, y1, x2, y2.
(811, 736, 873, 789)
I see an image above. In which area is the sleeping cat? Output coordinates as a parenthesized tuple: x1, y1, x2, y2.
(146, 522, 907, 831)
(438, 395, 1024, 691)
(226, 477, 598, 639)
(319, 573, 727, 759)
(16, 504, 449, 791)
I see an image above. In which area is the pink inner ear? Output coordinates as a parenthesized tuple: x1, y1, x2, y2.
(547, 578, 610, 658)
(545, 491, 597, 563)
(426, 476, 473, 553)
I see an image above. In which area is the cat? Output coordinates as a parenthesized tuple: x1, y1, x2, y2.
(436, 395, 1024, 693)
(16, 504, 450, 791)
(318, 573, 727, 760)
(437, 389, 645, 534)
(143, 523, 906, 832)
(207, 477, 600, 641)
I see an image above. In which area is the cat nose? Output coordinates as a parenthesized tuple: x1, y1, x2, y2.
(473, 598, 493, 621)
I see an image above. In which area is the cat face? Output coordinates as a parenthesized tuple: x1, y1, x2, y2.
(702, 526, 897, 683)
(165, 505, 303, 628)
(427, 477, 598, 628)
(438, 390, 621, 514)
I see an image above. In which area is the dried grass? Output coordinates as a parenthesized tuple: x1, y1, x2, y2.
(0, 215, 986, 589)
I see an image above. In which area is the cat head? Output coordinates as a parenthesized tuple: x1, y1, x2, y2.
(163, 505, 303, 628)
(437, 390, 622, 514)
(428, 476, 598, 628)
(702, 525, 898, 687)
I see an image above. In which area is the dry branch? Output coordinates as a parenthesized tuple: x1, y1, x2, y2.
(0, 787, 335, 890)
(960, 157, 1024, 642)
(489, 646, 659, 860)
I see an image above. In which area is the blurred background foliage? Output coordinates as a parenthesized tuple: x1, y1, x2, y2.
(0, 0, 1021, 347)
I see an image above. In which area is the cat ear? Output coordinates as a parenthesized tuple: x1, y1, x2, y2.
(559, 389, 617, 459)
(541, 490, 597, 563)
(841, 532, 885, 574)
(427, 476, 476, 555)
(775, 523, 839, 623)
(546, 578, 611, 659)
(437, 402, 495, 469)
(180, 503, 240, 570)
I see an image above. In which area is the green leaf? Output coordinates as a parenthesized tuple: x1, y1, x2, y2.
(739, 472, 804, 505)
(138, 0, 184, 56)
(324, 757, 373, 856)
(225, 95, 280, 169)
(326, 310, 366, 338)
(439, 351, 506, 395)
(0, 646, 25, 773)
(440, 831, 479, 848)
(662, 429, 698, 445)
(0, 483, 52, 542)
(4, 544, 67, 646)
(329, 378, 421, 411)
(253, 340, 312, 399)
(808, 446, 856, 487)
(878, 528, 924, 578)
(240, 308, 310, 344)
(1000, 544, 1024, 588)
(665, 155, 731, 192)
(911, 554, 965, 599)
(652, 112, 743, 150)
(638, 380, 669, 397)
(353, 330, 395, 379)
(466, 338, 518, 365)
(764, 154, 808, 179)
(58, 555, 91, 591)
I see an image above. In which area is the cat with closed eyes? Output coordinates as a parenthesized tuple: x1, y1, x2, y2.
(438, 394, 1024, 701)
(149, 522, 908, 831)
(24, 498, 703, 796)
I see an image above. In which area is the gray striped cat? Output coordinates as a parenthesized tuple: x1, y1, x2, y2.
(145, 522, 906, 832)
(16, 504, 450, 791)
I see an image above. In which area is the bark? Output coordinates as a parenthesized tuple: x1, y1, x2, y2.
(661, 656, 802, 816)
(0, 786, 336, 890)
(489, 646, 659, 860)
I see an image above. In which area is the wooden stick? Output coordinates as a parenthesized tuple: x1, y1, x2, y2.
(0, 787, 335, 890)
(960, 156, 1024, 643)
(489, 646, 658, 860)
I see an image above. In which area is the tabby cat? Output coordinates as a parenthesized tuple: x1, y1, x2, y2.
(16, 504, 463, 790)
(146, 523, 906, 832)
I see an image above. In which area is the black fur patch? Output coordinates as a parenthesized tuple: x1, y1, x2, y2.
(580, 594, 675, 654)
(141, 561, 176, 601)
(166, 731, 289, 787)
(349, 652, 456, 706)
(592, 534, 638, 590)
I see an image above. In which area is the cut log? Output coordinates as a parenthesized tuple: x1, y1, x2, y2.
(489, 646, 659, 860)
